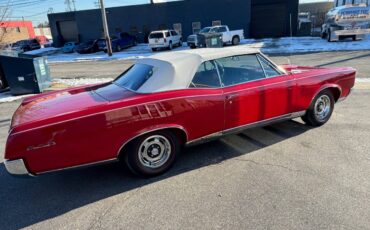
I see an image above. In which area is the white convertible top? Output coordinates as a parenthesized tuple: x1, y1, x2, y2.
(134, 47, 260, 93)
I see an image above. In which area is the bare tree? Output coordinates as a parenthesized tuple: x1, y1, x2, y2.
(0, 1, 12, 47)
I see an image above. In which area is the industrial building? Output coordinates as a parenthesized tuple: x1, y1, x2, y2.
(48, 0, 299, 47)
(0, 21, 35, 45)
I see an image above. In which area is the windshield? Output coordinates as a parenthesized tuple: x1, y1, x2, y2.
(200, 27, 211, 33)
(114, 64, 154, 92)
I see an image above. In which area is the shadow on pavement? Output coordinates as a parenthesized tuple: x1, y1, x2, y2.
(0, 120, 311, 229)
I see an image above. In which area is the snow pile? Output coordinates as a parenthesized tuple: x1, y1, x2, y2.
(47, 44, 153, 63)
(0, 92, 34, 103)
(240, 35, 370, 54)
(54, 78, 113, 86)
(0, 78, 113, 103)
(24, 47, 60, 56)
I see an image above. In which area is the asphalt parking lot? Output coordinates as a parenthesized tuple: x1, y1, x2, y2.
(1, 51, 370, 229)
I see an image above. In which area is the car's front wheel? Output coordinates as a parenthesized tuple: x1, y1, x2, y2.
(124, 130, 180, 177)
(302, 89, 334, 127)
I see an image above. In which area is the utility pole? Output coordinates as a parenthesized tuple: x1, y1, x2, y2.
(72, 0, 77, 11)
(65, 0, 72, 11)
(99, 0, 112, 56)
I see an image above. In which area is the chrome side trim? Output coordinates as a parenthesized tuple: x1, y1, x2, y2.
(186, 111, 306, 147)
(4, 159, 34, 176)
(37, 158, 118, 175)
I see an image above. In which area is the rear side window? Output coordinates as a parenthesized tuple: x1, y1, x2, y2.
(216, 54, 266, 87)
(149, 32, 164, 39)
(114, 64, 154, 91)
(165, 32, 170, 37)
(190, 61, 221, 88)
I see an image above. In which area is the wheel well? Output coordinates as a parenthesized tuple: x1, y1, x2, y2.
(118, 128, 187, 158)
(232, 35, 240, 40)
(327, 87, 341, 102)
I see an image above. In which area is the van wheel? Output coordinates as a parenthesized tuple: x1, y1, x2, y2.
(124, 130, 180, 177)
(302, 89, 334, 127)
(168, 41, 173, 50)
(232, 36, 240, 46)
(151, 48, 157, 52)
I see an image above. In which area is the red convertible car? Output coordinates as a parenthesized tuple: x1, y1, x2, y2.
(4, 48, 355, 177)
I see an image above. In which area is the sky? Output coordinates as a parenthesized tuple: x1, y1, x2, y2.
(2, 0, 334, 25)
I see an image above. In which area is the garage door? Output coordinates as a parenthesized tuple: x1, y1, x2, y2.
(250, 4, 287, 38)
(57, 20, 78, 42)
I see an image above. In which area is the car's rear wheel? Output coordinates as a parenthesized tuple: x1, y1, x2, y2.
(302, 89, 334, 127)
(124, 130, 180, 177)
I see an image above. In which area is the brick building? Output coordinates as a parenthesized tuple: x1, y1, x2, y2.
(0, 21, 35, 45)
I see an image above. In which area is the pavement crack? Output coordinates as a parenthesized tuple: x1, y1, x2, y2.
(233, 158, 303, 173)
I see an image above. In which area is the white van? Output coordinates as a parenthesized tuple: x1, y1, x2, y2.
(148, 30, 183, 51)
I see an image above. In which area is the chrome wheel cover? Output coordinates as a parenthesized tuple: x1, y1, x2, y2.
(314, 95, 331, 121)
(138, 135, 172, 169)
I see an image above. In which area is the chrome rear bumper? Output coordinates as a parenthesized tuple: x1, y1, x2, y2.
(4, 159, 33, 176)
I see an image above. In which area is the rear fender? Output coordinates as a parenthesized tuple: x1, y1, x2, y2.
(117, 124, 189, 157)
(310, 84, 342, 105)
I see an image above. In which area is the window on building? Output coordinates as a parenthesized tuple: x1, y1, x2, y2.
(212, 20, 222, 26)
(190, 61, 221, 88)
(192, 22, 201, 34)
(130, 26, 138, 35)
(158, 24, 167, 30)
(173, 23, 182, 35)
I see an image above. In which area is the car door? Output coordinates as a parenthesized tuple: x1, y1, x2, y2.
(217, 54, 296, 131)
(170, 30, 178, 44)
(187, 60, 225, 140)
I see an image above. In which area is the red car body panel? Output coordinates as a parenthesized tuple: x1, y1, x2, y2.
(4, 65, 356, 174)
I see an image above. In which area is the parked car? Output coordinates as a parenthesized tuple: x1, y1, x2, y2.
(4, 47, 355, 177)
(11, 39, 41, 52)
(187, 25, 244, 48)
(148, 30, 182, 51)
(104, 32, 137, 53)
(62, 42, 79, 53)
(75, 40, 100, 54)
